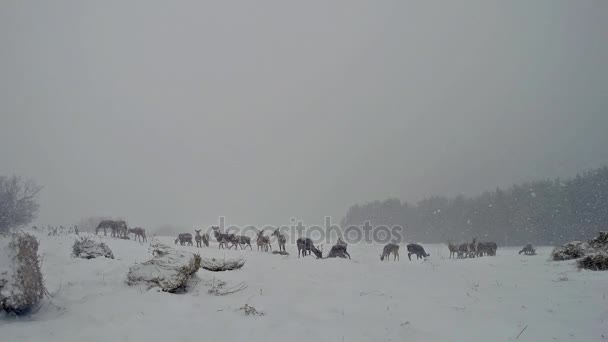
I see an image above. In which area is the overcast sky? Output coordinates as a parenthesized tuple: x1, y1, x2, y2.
(1, 1, 607, 230)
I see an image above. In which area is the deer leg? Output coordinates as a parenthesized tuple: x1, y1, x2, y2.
(408, 252, 412, 261)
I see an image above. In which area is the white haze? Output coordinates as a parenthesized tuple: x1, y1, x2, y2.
(1, 1, 607, 231)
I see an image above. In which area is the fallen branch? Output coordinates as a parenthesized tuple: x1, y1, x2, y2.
(515, 324, 528, 340)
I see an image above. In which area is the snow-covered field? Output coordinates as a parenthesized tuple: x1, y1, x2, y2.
(2, 232, 607, 342)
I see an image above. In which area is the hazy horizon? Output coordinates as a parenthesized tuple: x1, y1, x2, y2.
(2, 1, 607, 230)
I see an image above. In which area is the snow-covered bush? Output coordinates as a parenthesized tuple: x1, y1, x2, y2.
(551, 232, 608, 263)
(72, 237, 114, 259)
(127, 241, 201, 293)
(550, 241, 589, 261)
(577, 254, 608, 271)
(200, 256, 245, 272)
(0, 233, 45, 315)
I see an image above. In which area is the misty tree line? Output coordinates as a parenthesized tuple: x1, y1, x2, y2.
(340, 166, 608, 246)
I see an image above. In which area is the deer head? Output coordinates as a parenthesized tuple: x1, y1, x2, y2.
(195, 229, 201, 234)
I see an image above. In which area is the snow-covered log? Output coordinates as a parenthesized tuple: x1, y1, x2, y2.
(126, 241, 201, 293)
(200, 256, 245, 272)
(0, 233, 45, 315)
(72, 237, 114, 259)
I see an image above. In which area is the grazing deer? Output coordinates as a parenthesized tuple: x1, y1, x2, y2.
(519, 243, 536, 255)
(175, 233, 193, 246)
(380, 243, 400, 261)
(128, 227, 147, 242)
(447, 240, 458, 259)
(296, 238, 322, 258)
(256, 230, 271, 252)
(211, 226, 235, 249)
(231, 235, 252, 250)
(406, 243, 430, 261)
(484, 241, 497, 256)
(202, 233, 209, 247)
(271, 228, 286, 252)
(195, 229, 203, 248)
(95, 220, 124, 236)
(326, 243, 350, 259)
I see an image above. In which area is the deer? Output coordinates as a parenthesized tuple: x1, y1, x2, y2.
(406, 243, 430, 261)
(296, 238, 322, 258)
(326, 243, 350, 259)
(128, 227, 147, 242)
(271, 228, 287, 252)
(195, 229, 203, 248)
(447, 240, 459, 259)
(380, 243, 400, 261)
(457, 243, 469, 258)
(519, 243, 536, 255)
(468, 237, 478, 258)
(202, 232, 210, 247)
(256, 230, 271, 252)
(95, 220, 124, 236)
(211, 226, 235, 249)
(231, 235, 252, 250)
(175, 233, 193, 246)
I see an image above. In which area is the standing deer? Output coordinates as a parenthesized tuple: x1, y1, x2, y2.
(458, 243, 469, 258)
(128, 227, 147, 242)
(231, 235, 252, 250)
(271, 228, 286, 252)
(202, 233, 210, 247)
(211, 226, 235, 249)
(256, 230, 271, 252)
(296, 238, 322, 258)
(447, 240, 458, 259)
(195, 229, 203, 248)
(468, 238, 479, 258)
(380, 243, 400, 261)
(406, 243, 430, 261)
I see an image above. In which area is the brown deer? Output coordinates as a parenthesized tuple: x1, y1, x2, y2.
(447, 240, 458, 259)
(380, 243, 400, 261)
(256, 230, 271, 252)
(519, 243, 536, 255)
(175, 233, 193, 246)
(211, 226, 236, 249)
(296, 238, 322, 258)
(230, 235, 252, 250)
(195, 229, 203, 248)
(406, 243, 430, 261)
(271, 228, 286, 252)
(128, 227, 147, 242)
(326, 243, 350, 259)
(468, 238, 478, 258)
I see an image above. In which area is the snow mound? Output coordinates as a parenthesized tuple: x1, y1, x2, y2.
(126, 241, 201, 293)
(200, 256, 245, 272)
(72, 237, 114, 259)
(0, 233, 45, 315)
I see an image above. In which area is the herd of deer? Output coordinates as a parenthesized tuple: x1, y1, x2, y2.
(446, 238, 497, 259)
(94, 220, 147, 242)
(174, 227, 286, 253)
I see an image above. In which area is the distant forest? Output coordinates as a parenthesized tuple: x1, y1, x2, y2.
(341, 166, 608, 246)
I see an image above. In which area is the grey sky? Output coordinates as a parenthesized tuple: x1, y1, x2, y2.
(1, 1, 607, 230)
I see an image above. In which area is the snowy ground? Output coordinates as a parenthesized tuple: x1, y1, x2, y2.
(1, 232, 607, 342)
